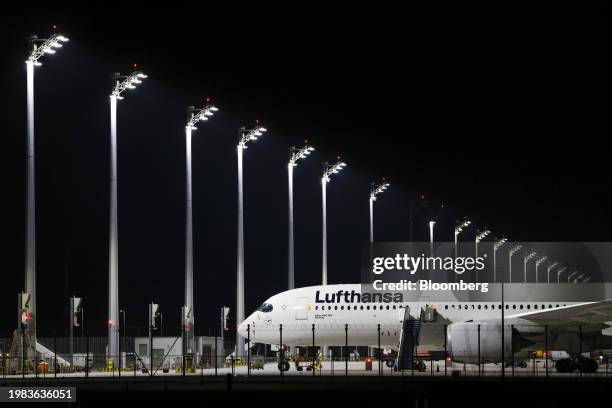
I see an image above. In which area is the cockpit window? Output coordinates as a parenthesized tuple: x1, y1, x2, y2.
(257, 303, 273, 313)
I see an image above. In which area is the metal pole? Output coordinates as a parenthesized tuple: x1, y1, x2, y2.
(184, 125, 195, 354)
(69, 297, 74, 366)
(214, 334, 218, 376)
(478, 324, 481, 376)
(579, 324, 583, 378)
(312, 324, 315, 376)
(54, 335, 57, 378)
(377, 324, 381, 376)
(501, 281, 505, 379)
(108, 93, 120, 367)
(369, 197, 374, 243)
(236, 144, 245, 358)
(345, 324, 348, 376)
(429, 221, 435, 258)
(149, 304, 153, 377)
(321, 177, 327, 285)
(278, 324, 282, 378)
(25, 60, 37, 360)
(247, 324, 251, 377)
(444, 324, 448, 376)
(493, 247, 497, 284)
(181, 307, 185, 377)
(288, 163, 295, 290)
(545, 324, 549, 377)
(85, 332, 89, 380)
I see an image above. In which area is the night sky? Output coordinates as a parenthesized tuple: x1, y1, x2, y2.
(1, 7, 610, 338)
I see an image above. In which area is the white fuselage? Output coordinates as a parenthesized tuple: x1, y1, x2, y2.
(237, 284, 579, 349)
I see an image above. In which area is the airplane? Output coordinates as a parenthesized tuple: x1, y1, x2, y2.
(238, 283, 612, 373)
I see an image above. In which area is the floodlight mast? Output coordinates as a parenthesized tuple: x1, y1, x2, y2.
(236, 124, 267, 358)
(184, 102, 218, 354)
(492, 238, 507, 283)
(321, 159, 347, 285)
(556, 266, 568, 283)
(453, 219, 471, 281)
(369, 180, 390, 242)
(508, 245, 522, 284)
(535, 256, 548, 283)
(24, 31, 69, 361)
(523, 251, 537, 282)
(474, 229, 490, 281)
(546, 261, 559, 284)
(288, 142, 315, 290)
(107, 68, 147, 366)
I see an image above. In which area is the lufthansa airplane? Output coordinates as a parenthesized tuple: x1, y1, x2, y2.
(238, 284, 612, 372)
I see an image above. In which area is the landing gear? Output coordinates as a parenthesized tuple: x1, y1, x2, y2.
(555, 357, 598, 373)
(576, 358, 598, 373)
(555, 358, 577, 373)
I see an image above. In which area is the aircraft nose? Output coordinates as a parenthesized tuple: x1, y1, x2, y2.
(238, 320, 247, 338)
(238, 316, 252, 338)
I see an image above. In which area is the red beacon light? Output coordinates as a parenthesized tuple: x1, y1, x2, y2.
(107, 319, 114, 326)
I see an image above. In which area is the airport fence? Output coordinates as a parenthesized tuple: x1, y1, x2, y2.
(1, 322, 611, 379)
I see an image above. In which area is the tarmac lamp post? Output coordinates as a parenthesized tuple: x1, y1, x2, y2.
(321, 158, 347, 285)
(508, 245, 522, 284)
(369, 180, 390, 243)
(523, 251, 536, 282)
(368, 179, 388, 357)
(567, 270, 578, 283)
(556, 266, 568, 283)
(575, 273, 586, 283)
(428, 221, 436, 256)
(236, 123, 267, 358)
(23, 30, 69, 361)
(184, 101, 218, 355)
(453, 219, 471, 281)
(474, 229, 490, 281)
(288, 141, 315, 290)
(454, 219, 471, 258)
(535, 256, 548, 283)
(581, 275, 591, 283)
(546, 261, 559, 284)
(492, 238, 507, 283)
(108, 67, 147, 366)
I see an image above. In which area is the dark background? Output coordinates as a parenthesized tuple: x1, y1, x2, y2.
(1, 6, 610, 338)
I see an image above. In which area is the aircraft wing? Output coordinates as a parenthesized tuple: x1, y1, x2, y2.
(509, 300, 612, 328)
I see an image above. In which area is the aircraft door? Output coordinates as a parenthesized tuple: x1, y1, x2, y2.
(295, 297, 309, 320)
